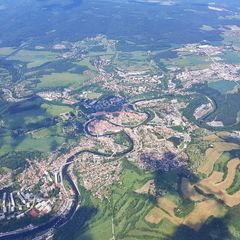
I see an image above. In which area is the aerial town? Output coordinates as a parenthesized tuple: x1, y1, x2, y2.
(175, 43, 240, 88)
(0, 21, 239, 239)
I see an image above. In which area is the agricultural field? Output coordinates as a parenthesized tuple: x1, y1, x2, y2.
(208, 80, 238, 95)
(55, 161, 164, 240)
(37, 72, 90, 89)
(140, 132, 240, 238)
(113, 50, 158, 72)
(59, 156, 231, 240)
(0, 95, 84, 171)
(7, 49, 59, 68)
(198, 141, 240, 175)
(1, 1, 240, 238)
(0, 47, 16, 57)
(160, 54, 211, 70)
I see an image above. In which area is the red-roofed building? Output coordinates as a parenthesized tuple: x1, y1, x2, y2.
(29, 209, 39, 218)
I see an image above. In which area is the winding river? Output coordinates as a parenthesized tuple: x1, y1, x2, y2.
(0, 96, 178, 239)
(0, 111, 142, 240)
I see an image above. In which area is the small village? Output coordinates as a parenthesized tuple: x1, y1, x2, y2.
(176, 43, 240, 88)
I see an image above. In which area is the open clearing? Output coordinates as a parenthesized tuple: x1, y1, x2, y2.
(41, 103, 73, 116)
(203, 133, 223, 142)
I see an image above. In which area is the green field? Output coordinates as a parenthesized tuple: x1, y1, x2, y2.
(55, 159, 212, 240)
(0, 126, 65, 156)
(54, 160, 163, 240)
(214, 152, 232, 173)
(0, 47, 16, 57)
(7, 49, 59, 68)
(76, 57, 98, 72)
(113, 50, 157, 72)
(220, 51, 240, 65)
(161, 54, 210, 69)
(0, 98, 80, 166)
(41, 103, 73, 116)
(208, 80, 237, 94)
(17, 132, 65, 153)
(227, 168, 240, 195)
(37, 72, 90, 89)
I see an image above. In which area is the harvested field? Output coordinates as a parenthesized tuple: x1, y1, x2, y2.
(203, 132, 231, 141)
(197, 184, 240, 207)
(145, 198, 223, 231)
(198, 158, 240, 207)
(183, 200, 223, 231)
(198, 142, 239, 175)
(146, 133, 240, 232)
(181, 178, 205, 202)
(158, 197, 178, 215)
(200, 171, 224, 185)
(216, 132, 234, 138)
(203, 133, 223, 142)
(216, 159, 240, 189)
(145, 197, 182, 225)
(145, 207, 168, 224)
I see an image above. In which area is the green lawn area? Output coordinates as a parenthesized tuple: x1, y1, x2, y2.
(129, 218, 176, 239)
(113, 51, 154, 71)
(220, 51, 240, 65)
(0, 98, 68, 157)
(6, 125, 65, 154)
(0, 126, 65, 168)
(174, 200, 195, 218)
(1, 97, 51, 129)
(82, 92, 102, 99)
